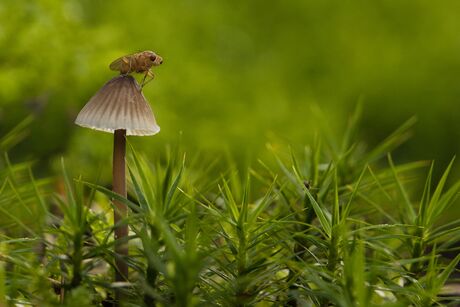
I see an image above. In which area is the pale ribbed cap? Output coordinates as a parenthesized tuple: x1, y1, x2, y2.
(75, 75, 160, 136)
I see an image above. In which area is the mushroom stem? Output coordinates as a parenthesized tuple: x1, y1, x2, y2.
(113, 129, 128, 289)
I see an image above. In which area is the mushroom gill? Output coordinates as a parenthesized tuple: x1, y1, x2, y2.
(75, 75, 160, 136)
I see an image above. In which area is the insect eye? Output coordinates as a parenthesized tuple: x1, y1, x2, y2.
(150, 55, 156, 61)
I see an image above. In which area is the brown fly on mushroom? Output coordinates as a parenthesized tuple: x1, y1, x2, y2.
(75, 50, 162, 298)
(110, 50, 163, 87)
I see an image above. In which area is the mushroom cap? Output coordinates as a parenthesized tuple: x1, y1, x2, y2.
(75, 75, 160, 136)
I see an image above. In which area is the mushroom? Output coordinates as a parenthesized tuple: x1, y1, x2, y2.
(75, 74, 160, 287)
(75, 75, 160, 136)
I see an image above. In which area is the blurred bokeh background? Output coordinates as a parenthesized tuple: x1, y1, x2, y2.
(1, 0, 459, 181)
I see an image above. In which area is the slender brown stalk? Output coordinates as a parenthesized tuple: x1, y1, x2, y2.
(113, 129, 128, 298)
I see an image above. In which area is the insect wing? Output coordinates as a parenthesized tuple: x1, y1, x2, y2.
(109, 57, 124, 71)
(109, 57, 128, 71)
(109, 53, 138, 72)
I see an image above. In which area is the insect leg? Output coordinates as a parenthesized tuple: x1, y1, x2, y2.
(141, 70, 155, 88)
(141, 71, 148, 87)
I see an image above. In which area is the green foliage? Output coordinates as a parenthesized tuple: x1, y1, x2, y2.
(1, 0, 460, 181)
(2, 114, 459, 306)
(2, 2, 460, 305)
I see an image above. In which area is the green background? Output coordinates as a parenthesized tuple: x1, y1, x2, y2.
(1, 0, 459, 181)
